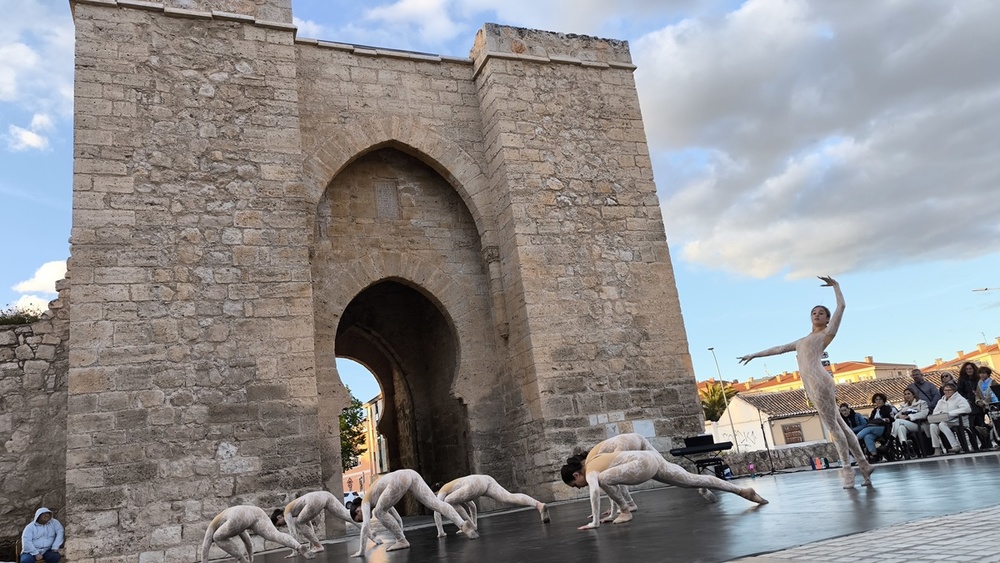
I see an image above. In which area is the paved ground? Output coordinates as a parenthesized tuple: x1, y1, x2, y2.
(250, 451, 1000, 563)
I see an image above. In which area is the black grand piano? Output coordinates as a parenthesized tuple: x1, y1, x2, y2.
(669, 434, 733, 476)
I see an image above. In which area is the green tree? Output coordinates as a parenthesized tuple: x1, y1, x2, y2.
(340, 390, 367, 472)
(700, 383, 737, 422)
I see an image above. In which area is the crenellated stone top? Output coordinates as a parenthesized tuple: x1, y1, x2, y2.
(471, 22, 635, 75)
(70, 0, 294, 27)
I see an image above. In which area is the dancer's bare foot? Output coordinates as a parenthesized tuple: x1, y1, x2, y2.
(698, 488, 718, 503)
(612, 510, 633, 524)
(739, 488, 768, 504)
(860, 463, 875, 486)
(538, 503, 550, 523)
(840, 467, 856, 489)
(385, 539, 411, 552)
(460, 521, 479, 539)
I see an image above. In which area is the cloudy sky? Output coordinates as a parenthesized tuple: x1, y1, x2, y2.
(2, 0, 998, 402)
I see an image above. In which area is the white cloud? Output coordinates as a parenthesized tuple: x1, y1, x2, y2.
(0, 1, 75, 126)
(14, 294, 48, 314)
(30, 113, 53, 131)
(632, 0, 1000, 278)
(13, 260, 66, 294)
(365, 0, 465, 45)
(293, 16, 327, 39)
(7, 124, 48, 151)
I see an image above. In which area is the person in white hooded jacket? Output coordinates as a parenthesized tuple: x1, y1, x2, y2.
(929, 383, 973, 456)
(20, 507, 64, 563)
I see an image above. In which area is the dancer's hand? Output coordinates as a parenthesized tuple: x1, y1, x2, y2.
(818, 276, 838, 287)
(737, 354, 755, 365)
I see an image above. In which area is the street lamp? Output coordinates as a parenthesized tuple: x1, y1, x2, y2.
(708, 347, 740, 453)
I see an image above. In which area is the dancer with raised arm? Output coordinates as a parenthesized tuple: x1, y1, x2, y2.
(560, 450, 767, 530)
(352, 469, 478, 557)
(272, 490, 364, 557)
(738, 276, 873, 488)
(433, 474, 549, 537)
(200, 505, 313, 563)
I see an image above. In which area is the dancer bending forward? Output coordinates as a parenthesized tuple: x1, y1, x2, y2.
(433, 474, 550, 537)
(561, 450, 767, 530)
(273, 490, 363, 557)
(739, 276, 872, 488)
(352, 468, 478, 557)
(201, 505, 314, 563)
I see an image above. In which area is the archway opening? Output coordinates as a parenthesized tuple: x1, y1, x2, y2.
(335, 280, 470, 513)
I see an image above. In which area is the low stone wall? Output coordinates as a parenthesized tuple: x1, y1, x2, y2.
(0, 281, 70, 555)
(718, 442, 841, 476)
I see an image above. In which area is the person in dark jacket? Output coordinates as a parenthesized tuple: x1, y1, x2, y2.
(857, 393, 897, 461)
(958, 362, 987, 449)
(839, 403, 867, 434)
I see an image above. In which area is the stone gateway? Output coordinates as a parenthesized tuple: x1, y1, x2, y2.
(6, 0, 705, 559)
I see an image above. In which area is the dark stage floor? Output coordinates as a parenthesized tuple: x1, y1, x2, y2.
(253, 454, 1000, 563)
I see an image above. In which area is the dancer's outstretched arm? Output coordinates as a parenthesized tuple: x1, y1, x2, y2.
(738, 341, 796, 365)
(819, 276, 845, 342)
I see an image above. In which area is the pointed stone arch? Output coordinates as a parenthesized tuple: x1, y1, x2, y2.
(302, 115, 498, 250)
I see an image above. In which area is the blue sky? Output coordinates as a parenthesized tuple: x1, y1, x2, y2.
(2, 0, 999, 404)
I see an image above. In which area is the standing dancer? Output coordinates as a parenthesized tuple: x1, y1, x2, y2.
(352, 469, 478, 557)
(433, 474, 550, 537)
(561, 450, 767, 530)
(273, 490, 363, 557)
(738, 276, 873, 488)
(200, 505, 313, 563)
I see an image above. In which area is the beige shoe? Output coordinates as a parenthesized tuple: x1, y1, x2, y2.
(947, 446, 962, 454)
(932, 448, 943, 456)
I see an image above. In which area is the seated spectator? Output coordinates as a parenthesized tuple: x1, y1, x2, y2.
(929, 383, 973, 455)
(20, 507, 63, 563)
(857, 393, 896, 462)
(937, 372, 957, 397)
(907, 369, 941, 413)
(973, 366, 999, 449)
(891, 388, 929, 451)
(839, 403, 867, 434)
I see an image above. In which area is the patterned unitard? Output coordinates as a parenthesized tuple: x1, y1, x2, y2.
(283, 490, 361, 555)
(576, 451, 767, 529)
(352, 469, 477, 557)
(433, 474, 549, 536)
(585, 433, 657, 514)
(200, 505, 312, 563)
(740, 278, 872, 488)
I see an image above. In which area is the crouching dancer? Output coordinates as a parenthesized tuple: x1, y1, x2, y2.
(201, 505, 313, 563)
(433, 474, 550, 537)
(272, 490, 365, 557)
(353, 469, 478, 557)
(561, 450, 767, 530)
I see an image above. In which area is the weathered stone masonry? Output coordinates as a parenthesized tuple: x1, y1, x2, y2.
(42, 0, 704, 560)
(0, 280, 70, 558)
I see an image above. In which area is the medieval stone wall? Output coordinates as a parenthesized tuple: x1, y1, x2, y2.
(62, 1, 702, 559)
(470, 24, 704, 498)
(69, 2, 317, 561)
(0, 281, 70, 559)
